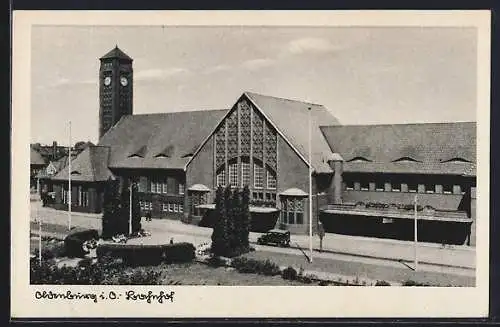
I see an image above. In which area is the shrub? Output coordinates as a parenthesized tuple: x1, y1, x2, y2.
(375, 280, 391, 286)
(207, 256, 227, 267)
(30, 256, 163, 285)
(163, 242, 196, 264)
(96, 242, 195, 267)
(282, 266, 298, 280)
(318, 280, 330, 286)
(231, 257, 281, 276)
(64, 228, 99, 258)
(402, 280, 431, 286)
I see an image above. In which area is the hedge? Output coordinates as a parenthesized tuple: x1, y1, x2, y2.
(96, 242, 195, 267)
(231, 257, 281, 276)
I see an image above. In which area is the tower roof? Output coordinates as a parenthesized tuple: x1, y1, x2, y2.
(100, 46, 133, 61)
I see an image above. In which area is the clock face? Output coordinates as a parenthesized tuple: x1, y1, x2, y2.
(104, 76, 111, 86)
(120, 76, 128, 86)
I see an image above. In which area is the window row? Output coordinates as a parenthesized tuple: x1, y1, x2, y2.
(61, 187, 89, 207)
(139, 201, 184, 213)
(162, 202, 184, 213)
(138, 178, 184, 195)
(216, 159, 276, 189)
(344, 180, 464, 195)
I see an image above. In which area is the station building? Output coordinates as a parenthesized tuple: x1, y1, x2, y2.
(44, 46, 477, 246)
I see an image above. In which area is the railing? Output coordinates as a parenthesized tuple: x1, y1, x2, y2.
(320, 203, 470, 222)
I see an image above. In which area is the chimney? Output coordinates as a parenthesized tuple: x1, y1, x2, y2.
(52, 141, 57, 160)
(327, 152, 344, 205)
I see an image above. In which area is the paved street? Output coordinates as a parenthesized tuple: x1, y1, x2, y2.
(30, 201, 475, 285)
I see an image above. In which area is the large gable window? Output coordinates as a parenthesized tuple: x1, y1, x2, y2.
(216, 167, 226, 187)
(254, 161, 264, 189)
(241, 158, 250, 187)
(229, 162, 238, 188)
(267, 167, 276, 189)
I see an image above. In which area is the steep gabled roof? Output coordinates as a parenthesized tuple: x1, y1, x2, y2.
(98, 109, 228, 170)
(30, 147, 45, 166)
(100, 46, 133, 61)
(320, 122, 476, 176)
(244, 92, 341, 173)
(52, 146, 113, 182)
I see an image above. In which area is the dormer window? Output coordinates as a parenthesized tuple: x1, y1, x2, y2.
(347, 156, 372, 163)
(392, 157, 421, 163)
(440, 157, 472, 163)
(155, 145, 175, 158)
(128, 145, 147, 158)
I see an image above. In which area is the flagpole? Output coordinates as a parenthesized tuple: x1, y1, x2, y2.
(308, 107, 313, 263)
(38, 205, 42, 265)
(414, 194, 418, 271)
(68, 121, 72, 231)
(129, 181, 133, 235)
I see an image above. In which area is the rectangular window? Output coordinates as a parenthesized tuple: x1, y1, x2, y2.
(162, 203, 169, 212)
(425, 183, 435, 194)
(345, 180, 354, 190)
(174, 204, 179, 212)
(168, 203, 174, 212)
(179, 203, 184, 213)
(408, 182, 418, 193)
(179, 183, 185, 195)
(392, 183, 401, 192)
(360, 181, 369, 191)
(375, 181, 384, 191)
(267, 170, 277, 189)
(254, 163, 264, 189)
(229, 162, 238, 188)
(241, 161, 250, 187)
(162, 181, 168, 194)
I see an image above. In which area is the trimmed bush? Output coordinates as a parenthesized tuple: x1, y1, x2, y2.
(64, 228, 99, 258)
(282, 266, 298, 280)
(375, 280, 391, 286)
(231, 257, 281, 276)
(402, 280, 431, 286)
(96, 242, 195, 267)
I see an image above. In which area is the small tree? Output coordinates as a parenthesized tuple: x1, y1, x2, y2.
(240, 186, 251, 250)
(102, 177, 121, 239)
(211, 186, 226, 256)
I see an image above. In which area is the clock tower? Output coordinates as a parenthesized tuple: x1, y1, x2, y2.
(99, 45, 133, 139)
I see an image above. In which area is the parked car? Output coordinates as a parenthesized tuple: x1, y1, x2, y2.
(257, 229, 291, 247)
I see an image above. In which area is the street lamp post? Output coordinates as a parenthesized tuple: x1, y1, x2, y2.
(68, 121, 72, 231)
(308, 107, 313, 263)
(414, 194, 418, 271)
(129, 181, 133, 236)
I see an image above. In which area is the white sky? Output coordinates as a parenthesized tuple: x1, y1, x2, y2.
(31, 26, 477, 145)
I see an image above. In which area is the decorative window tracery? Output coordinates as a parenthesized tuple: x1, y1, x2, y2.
(227, 111, 238, 159)
(252, 109, 264, 161)
(240, 101, 251, 156)
(215, 122, 225, 169)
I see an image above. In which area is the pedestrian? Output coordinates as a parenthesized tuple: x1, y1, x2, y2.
(146, 211, 152, 222)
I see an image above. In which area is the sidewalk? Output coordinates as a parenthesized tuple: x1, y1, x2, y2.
(31, 202, 475, 269)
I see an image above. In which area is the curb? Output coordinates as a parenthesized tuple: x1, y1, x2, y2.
(281, 244, 475, 270)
